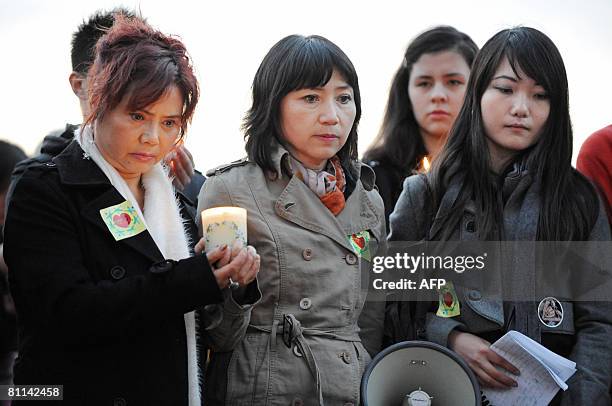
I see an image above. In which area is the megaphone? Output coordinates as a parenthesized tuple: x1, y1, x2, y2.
(361, 341, 481, 406)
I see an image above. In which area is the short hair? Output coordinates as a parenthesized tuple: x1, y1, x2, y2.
(243, 34, 361, 179)
(70, 7, 139, 75)
(363, 26, 478, 172)
(0, 140, 27, 192)
(84, 14, 199, 138)
(431, 27, 598, 240)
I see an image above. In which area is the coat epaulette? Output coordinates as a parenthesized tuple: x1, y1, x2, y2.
(12, 158, 57, 180)
(206, 157, 250, 177)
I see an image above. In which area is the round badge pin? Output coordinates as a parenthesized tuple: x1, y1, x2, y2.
(537, 297, 563, 328)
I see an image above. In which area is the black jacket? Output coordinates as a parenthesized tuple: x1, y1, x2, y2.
(365, 160, 412, 232)
(4, 140, 223, 405)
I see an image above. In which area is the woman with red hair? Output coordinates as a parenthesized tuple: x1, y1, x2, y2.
(3, 14, 259, 405)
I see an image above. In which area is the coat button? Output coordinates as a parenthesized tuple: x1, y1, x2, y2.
(110, 266, 126, 280)
(292, 397, 304, 406)
(339, 351, 351, 364)
(345, 253, 358, 265)
(267, 170, 278, 181)
(468, 290, 482, 301)
(416, 327, 426, 338)
(113, 398, 127, 406)
(465, 219, 476, 233)
(299, 298, 312, 310)
(302, 248, 313, 261)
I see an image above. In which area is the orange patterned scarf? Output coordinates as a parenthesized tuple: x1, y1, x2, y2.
(288, 156, 346, 215)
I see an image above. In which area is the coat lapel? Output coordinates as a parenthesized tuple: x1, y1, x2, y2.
(80, 188, 164, 262)
(336, 181, 380, 236)
(429, 174, 465, 240)
(275, 175, 354, 252)
(55, 140, 164, 263)
(270, 141, 380, 251)
(275, 172, 382, 252)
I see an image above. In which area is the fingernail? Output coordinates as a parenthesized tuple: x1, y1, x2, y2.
(221, 244, 228, 250)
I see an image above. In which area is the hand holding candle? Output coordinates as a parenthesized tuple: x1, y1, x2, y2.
(201, 243, 259, 291)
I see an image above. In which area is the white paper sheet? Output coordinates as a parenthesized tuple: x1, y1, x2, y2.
(481, 331, 576, 406)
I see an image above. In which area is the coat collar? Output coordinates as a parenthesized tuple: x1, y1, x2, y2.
(268, 141, 376, 191)
(53, 139, 164, 262)
(53, 139, 110, 186)
(428, 163, 539, 240)
(270, 143, 382, 251)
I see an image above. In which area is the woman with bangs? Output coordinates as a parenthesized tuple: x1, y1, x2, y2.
(4, 15, 258, 405)
(198, 35, 385, 405)
(389, 27, 612, 404)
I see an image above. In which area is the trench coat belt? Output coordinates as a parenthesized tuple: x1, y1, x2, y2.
(248, 314, 361, 406)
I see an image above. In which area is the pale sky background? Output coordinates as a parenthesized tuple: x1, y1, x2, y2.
(1, 0, 610, 170)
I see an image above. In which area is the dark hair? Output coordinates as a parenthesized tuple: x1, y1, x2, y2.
(363, 26, 478, 174)
(430, 27, 599, 240)
(0, 140, 27, 192)
(71, 7, 139, 75)
(243, 34, 361, 179)
(84, 14, 199, 138)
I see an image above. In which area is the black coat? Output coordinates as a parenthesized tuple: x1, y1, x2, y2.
(3, 141, 223, 405)
(365, 160, 412, 232)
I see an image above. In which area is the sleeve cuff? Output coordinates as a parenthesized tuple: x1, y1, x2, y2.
(223, 278, 262, 315)
(425, 312, 466, 348)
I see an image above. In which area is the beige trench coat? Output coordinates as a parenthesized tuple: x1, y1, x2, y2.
(197, 146, 386, 406)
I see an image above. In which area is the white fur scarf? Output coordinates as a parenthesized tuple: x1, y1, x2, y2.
(76, 125, 201, 406)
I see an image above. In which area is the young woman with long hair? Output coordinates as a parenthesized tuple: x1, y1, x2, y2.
(389, 27, 612, 404)
(363, 26, 478, 228)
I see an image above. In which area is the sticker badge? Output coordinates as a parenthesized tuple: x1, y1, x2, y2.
(436, 281, 460, 318)
(538, 297, 563, 328)
(100, 201, 146, 241)
(348, 231, 371, 261)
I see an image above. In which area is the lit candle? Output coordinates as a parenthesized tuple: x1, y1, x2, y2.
(201, 207, 247, 253)
(420, 156, 431, 173)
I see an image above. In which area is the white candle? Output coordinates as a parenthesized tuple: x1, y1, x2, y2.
(201, 207, 247, 252)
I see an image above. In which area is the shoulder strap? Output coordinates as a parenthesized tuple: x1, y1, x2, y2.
(205, 157, 249, 177)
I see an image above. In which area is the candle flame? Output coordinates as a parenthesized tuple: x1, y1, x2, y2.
(421, 156, 431, 172)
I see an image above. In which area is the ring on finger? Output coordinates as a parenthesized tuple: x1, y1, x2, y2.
(228, 277, 240, 290)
